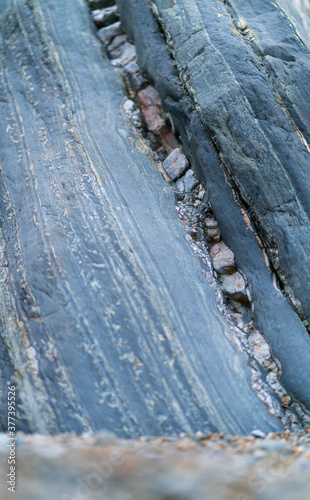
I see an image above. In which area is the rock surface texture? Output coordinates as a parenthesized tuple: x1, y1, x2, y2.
(0, 0, 287, 436)
(116, 0, 310, 410)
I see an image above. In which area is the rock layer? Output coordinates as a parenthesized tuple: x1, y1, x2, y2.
(116, 0, 310, 410)
(0, 0, 284, 435)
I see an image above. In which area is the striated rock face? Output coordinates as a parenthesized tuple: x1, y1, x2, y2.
(116, 0, 310, 410)
(0, 0, 286, 436)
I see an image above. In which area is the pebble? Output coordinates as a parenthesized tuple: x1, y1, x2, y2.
(205, 226, 221, 244)
(123, 99, 142, 128)
(108, 34, 127, 57)
(176, 169, 199, 192)
(111, 42, 136, 67)
(205, 217, 218, 229)
(89, 0, 115, 9)
(251, 429, 266, 439)
(92, 6, 119, 28)
(97, 21, 123, 46)
(137, 87, 166, 133)
(137, 86, 161, 108)
(221, 272, 249, 304)
(143, 106, 166, 133)
(123, 60, 148, 91)
(195, 431, 204, 439)
(162, 148, 189, 180)
(210, 241, 236, 275)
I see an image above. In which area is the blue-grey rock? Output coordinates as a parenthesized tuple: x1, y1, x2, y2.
(116, 0, 310, 412)
(0, 0, 282, 436)
(175, 169, 199, 192)
(97, 21, 123, 46)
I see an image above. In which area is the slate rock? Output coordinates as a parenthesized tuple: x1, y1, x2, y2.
(0, 0, 282, 436)
(116, 0, 310, 411)
(163, 148, 189, 181)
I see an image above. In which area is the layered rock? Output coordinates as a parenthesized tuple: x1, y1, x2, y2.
(0, 0, 284, 435)
(116, 0, 310, 410)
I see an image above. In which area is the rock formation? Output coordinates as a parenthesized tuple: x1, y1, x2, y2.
(116, 0, 310, 410)
(0, 0, 289, 436)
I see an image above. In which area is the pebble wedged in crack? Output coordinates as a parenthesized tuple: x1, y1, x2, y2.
(116, 0, 310, 412)
(93, 1, 310, 429)
(0, 0, 285, 435)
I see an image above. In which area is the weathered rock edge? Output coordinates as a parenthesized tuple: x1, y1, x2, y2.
(116, 0, 310, 410)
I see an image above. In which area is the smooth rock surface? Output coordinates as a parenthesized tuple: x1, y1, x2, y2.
(0, 0, 282, 436)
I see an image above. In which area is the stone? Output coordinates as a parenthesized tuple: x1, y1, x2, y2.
(111, 41, 136, 66)
(123, 99, 142, 128)
(221, 272, 249, 305)
(251, 429, 267, 439)
(176, 169, 199, 192)
(210, 242, 236, 275)
(162, 148, 189, 181)
(89, 0, 115, 9)
(92, 6, 119, 28)
(107, 34, 127, 57)
(197, 187, 205, 200)
(97, 21, 123, 46)
(137, 86, 166, 132)
(137, 85, 161, 108)
(142, 105, 165, 133)
(205, 227, 221, 244)
(205, 218, 218, 230)
(123, 60, 148, 91)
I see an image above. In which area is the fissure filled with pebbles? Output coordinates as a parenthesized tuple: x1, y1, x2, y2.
(89, 0, 310, 429)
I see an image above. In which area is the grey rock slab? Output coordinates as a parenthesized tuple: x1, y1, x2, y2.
(148, 0, 310, 326)
(116, 0, 310, 411)
(0, 0, 281, 435)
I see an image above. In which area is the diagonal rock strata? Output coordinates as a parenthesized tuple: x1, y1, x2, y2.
(116, 0, 310, 409)
(0, 0, 286, 435)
